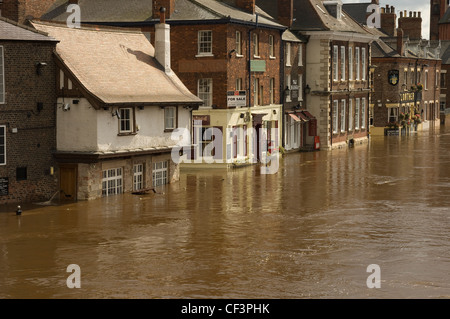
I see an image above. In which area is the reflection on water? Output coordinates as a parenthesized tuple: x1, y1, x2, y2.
(1, 127, 450, 298)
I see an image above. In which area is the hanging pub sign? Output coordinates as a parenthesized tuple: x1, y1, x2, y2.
(388, 69, 399, 86)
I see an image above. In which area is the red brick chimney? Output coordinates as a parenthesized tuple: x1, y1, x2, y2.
(236, 0, 255, 15)
(380, 5, 396, 37)
(152, 0, 175, 19)
(398, 11, 422, 40)
(278, 0, 293, 27)
(0, 0, 58, 24)
(397, 28, 404, 56)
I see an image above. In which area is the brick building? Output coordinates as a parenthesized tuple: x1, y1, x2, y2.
(38, 0, 287, 167)
(0, 17, 58, 205)
(32, 20, 201, 200)
(259, 0, 376, 150)
(346, 3, 442, 134)
(0, 0, 57, 25)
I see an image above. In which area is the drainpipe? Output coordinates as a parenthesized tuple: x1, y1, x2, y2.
(281, 30, 286, 148)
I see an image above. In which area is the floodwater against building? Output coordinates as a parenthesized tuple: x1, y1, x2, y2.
(1, 127, 450, 299)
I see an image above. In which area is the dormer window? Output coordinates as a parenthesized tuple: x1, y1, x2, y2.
(323, 0, 343, 20)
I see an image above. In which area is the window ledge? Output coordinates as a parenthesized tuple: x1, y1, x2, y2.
(270, 56, 276, 60)
(164, 129, 175, 133)
(236, 54, 244, 58)
(253, 55, 261, 59)
(195, 53, 214, 58)
(118, 132, 137, 136)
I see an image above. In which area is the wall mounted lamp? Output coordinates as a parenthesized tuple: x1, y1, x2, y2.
(112, 109, 121, 119)
(36, 62, 47, 75)
(304, 84, 311, 95)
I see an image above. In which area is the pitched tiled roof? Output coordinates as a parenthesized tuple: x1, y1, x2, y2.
(41, 0, 284, 28)
(31, 21, 202, 106)
(0, 17, 57, 41)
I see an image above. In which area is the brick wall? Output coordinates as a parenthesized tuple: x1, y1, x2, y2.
(0, 40, 58, 204)
(0, 0, 58, 24)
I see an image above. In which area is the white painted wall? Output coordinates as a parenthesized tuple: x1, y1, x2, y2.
(57, 97, 98, 151)
(57, 98, 192, 152)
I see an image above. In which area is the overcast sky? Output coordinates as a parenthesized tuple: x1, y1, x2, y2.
(342, 0, 431, 39)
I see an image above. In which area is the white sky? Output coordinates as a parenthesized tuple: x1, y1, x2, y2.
(342, 0, 431, 39)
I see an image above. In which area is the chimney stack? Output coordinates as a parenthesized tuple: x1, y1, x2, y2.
(398, 11, 422, 40)
(152, 0, 175, 19)
(236, 0, 255, 15)
(380, 4, 396, 37)
(277, 0, 293, 27)
(397, 28, 404, 56)
(155, 7, 172, 74)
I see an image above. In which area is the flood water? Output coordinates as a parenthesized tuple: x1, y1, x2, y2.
(1, 127, 450, 299)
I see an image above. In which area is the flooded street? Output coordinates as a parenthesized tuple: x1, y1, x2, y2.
(1, 127, 450, 299)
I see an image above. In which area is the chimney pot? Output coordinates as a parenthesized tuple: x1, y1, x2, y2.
(160, 6, 166, 24)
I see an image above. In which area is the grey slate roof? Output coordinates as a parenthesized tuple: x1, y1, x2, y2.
(371, 39, 400, 58)
(342, 3, 371, 25)
(0, 17, 57, 41)
(41, 0, 285, 29)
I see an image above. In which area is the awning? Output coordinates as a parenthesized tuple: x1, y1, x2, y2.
(297, 112, 309, 122)
(289, 113, 301, 122)
(301, 110, 316, 120)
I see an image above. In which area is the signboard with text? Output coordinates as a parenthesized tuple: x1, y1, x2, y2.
(227, 91, 247, 107)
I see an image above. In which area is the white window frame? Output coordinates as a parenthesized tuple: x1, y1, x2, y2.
(253, 33, 259, 57)
(102, 168, 123, 196)
(425, 70, 429, 90)
(0, 46, 4, 104)
(286, 42, 291, 66)
(236, 78, 242, 91)
(298, 74, 303, 101)
(436, 70, 440, 88)
(285, 74, 291, 102)
(348, 99, 353, 131)
(198, 78, 213, 107)
(362, 47, 366, 81)
(133, 163, 144, 191)
(198, 30, 213, 56)
(355, 98, 360, 129)
(333, 45, 339, 81)
(298, 44, 303, 66)
(254, 77, 260, 106)
(0, 125, 6, 165)
(119, 108, 133, 133)
(164, 106, 176, 130)
(269, 35, 275, 58)
(348, 47, 353, 81)
(341, 99, 346, 132)
(333, 100, 338, 134)
(152, 161, 168, 187)
(269, 78, 275, 104)
(340, 46, 346, 81)
(361, 98, 366, 128)
(236, 31, 242, 56)
(355, 47, 360, 80)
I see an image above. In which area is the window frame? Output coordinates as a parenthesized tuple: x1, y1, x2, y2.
(269, 78, 275, 104)
(198, 78, 213, 107)
(333, 45, 339, 82)
(236, 31, 242, 56)
(286, 42, 291, 66)
(152, 161, 168, 187)
(298, 44, 303, 66)
(0, 125, 6, 165)
(253, 33, 259, 57)
(197, 30, 213, 56)
(102, 167, 123, 197)
(118, 107, 135, 134)
(361, 97, 366, 128)
(340, 99, 346, 132)
(355, 98, 360, 129)
(164, 106, 177, 132)
(0, 46, 4, 104)
(333, 100, 338, 134)
(348, 47, 353, 81)
(355, 47, 360, 80)
(269, 35, 275, 58)
(340, 46, 346, 81)
(133, 163, 144, 191)
(348, 99, 353, 131)
(362, 47, 366, 81)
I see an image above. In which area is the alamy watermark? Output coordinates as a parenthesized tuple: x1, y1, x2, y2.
(367, 4, 381, 29)
(366, 264, 381, 289)
(170, 124, 280, 175)
(66, 264, 81, 288)
(66, 4, 81, 28)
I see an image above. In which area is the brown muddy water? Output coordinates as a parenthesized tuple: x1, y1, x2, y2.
(1, 127, 450, 299)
